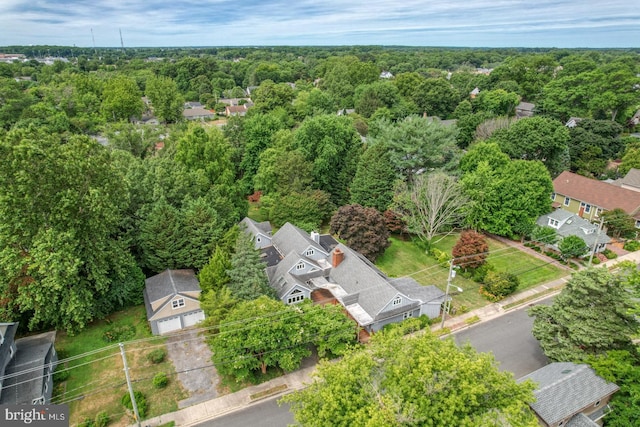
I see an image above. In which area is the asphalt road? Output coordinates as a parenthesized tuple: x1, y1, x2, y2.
(453, 295, 553, 378)
(193, 396, 294, 427)
(194, 296, 554, 426)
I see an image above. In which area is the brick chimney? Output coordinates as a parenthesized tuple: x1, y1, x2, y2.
(332, 248, 344, 268)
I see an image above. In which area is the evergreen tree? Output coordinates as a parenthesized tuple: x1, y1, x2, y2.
(350, 143, 397, 212)
(226, 232, 275, 300)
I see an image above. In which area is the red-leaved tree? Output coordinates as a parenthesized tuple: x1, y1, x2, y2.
(452, 230, 489, 270)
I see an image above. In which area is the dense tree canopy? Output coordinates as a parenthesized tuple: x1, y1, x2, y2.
(329, 204, 390, 262)
(530, 268, 638, 362)
(282, 330, 537, 427)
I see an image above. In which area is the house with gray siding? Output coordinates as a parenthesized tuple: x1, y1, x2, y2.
(519, 362, 618, 426)
(143, 269, 205, 335)
(0, 323, 57, 405)
(241, 219, 446, 334)
(536, 210, 610, 254)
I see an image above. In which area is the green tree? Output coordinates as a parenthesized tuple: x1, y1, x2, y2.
(491, 116, 570, 176)
(371, 115, 460, 182)
(282, 330, 537, 427)
(101, 75, 144, 122)
(529, 225, 558, 246)
(353, 81, 400, 118)
(481, 271, 520, 301)
(350, 143, 397, 212)
(601, 208, 637, 239)
(529, 268, 638, 362)
(329, 204, 390, 262)
(210, 296, 310, 380)
(264, 189, 334, 232)
(200, 285, 237, 334)
(293, 114, 362, 205)
(138, 197, 182, 272)
(474, 89, 520, 116)
(251, 80, 295, 113)
(414, 78, 458, 118)
(299, 300, 357, 359)
(226, 232, 274, 300)
(0, 129, 143, 332)
(145, 75, 184, 123)
(557, 235, 588, 260)
(199, 245, 231, 293)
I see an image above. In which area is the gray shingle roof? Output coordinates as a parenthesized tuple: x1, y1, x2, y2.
(0, 331, 57, 405)
(391, 277, 445, 304)
(266, 252, 313, 299)
(519, 362, 619, 426)
(240, 217, 272, 236)
(0, 322, 18, 377)
(621, 168, 640, 190)
(145, 269, 201, 303)
(271, 222, 327, 258)
(537, 210, 610, 248)
(565, 412, 599, 427)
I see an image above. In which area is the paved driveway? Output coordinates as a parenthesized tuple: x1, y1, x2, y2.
(165, 328, 219, 408)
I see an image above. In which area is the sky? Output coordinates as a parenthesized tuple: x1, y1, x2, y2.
(1, 0, 638, 48)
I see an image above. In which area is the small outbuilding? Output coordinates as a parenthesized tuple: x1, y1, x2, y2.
(143, 269, 205, 335)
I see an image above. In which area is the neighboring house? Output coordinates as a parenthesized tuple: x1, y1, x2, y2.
(613, 168, 640, 193)
(516, 101, 536, 118)
(219, 97, 252, 106)
(182, 107, 215, 121)
(246, 86, 259, 96)
(0, 323, 57, 405)
(519, 362, 618, 426)
(628, 108, 640, 128)
(184, 101, 204, 109)
(553, 170, 640, 226)
(241, 219, 446, 335)
(380, 71, 393, 79)
(143, 269, 205, 335)
(337, 108, 355, 116)
(225, 104, 249, 117)
(536, 210, 610, 254)
(470, 87, 480, 98)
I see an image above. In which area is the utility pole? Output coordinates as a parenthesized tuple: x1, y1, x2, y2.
(120, 343, 141, 427)
(587, 216, 605, 267)
(440, 259, 462, 329)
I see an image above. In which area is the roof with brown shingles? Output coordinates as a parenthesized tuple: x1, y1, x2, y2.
(553, 171, 640, 218)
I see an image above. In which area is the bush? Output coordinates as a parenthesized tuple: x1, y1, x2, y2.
(602, 249, 618, 259)
(153, 372, 168, 389)
(624, 240, 640, 252)
(531, 245, 542, 252)
(147, 348, 166, 364)
(471, 263, 495, 283)
(121, 391, 147, 418)
(78, 418, 94, 427)
(480, 271, 520, 301)
(429, 247, 451, 267)
(53, 366, 70, 382)
(94, 411, 109, 427)
(102, 324, 136, 343)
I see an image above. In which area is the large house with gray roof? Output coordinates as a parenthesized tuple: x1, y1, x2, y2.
(143, 269, 205, 335)
(241, 218, 446, 335)
(519, 362, 618, 427)
(0, 323, 57, 405)
(536, 210, 610, 254)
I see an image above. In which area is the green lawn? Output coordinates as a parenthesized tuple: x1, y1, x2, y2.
(376, 234, 566, 312)
(54, 305, 187, 426)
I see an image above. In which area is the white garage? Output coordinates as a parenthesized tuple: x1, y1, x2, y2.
(182, 310, 205, 327)
(157, 316, 182, 335)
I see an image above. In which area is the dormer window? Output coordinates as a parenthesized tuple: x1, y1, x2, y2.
(305, 249, 314, 256)
(548, 218, 560, 229)
(172, 298, 185, 309)
(393, 296, 402, 306)
(256, 236, 261, 243)
(296, 262, 305, 271)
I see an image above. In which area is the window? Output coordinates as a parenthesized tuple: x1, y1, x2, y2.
(172, 298, 185, 309)
(585, 204, 591, 213)
(305, 249, 314, 256)
(550, 192, 556, 201)
(256, 236, 261, 243)
(564, 197, 570, 206)
(595, 400, 601, 407)
(403, 312, 413, 320)
(392, 296, 402, 306)
(636, 220, 640, 229)
(548, 218, 559, 228)
(287, 294, 304, 304)
(595, 208, 602, 217)
(296, 262, 305, 271)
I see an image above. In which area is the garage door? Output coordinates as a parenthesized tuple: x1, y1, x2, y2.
(183, 310, 205, 327)
(157, 316, 182, 335)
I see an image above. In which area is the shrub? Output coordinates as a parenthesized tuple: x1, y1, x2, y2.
(78, 418, 94, 427)
(602, 249, 618, 259)
(531, 245, 542, 252)
(153, 372, 168, 389)
(429, 247, 451, 267)
(591, 257, 601, 265)
(480, 271, 520, 301)
(94, 411, 109, 427)
(121, 391, 147, 418)
(102, 324, 136, 343)
(471, 263, 495, 284)
(53, 366, 70, 382)
(624, 240, 640, 252)
(147, 348, 166, 364)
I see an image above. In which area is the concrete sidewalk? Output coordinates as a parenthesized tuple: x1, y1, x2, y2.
(136, 250, 640, 427)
